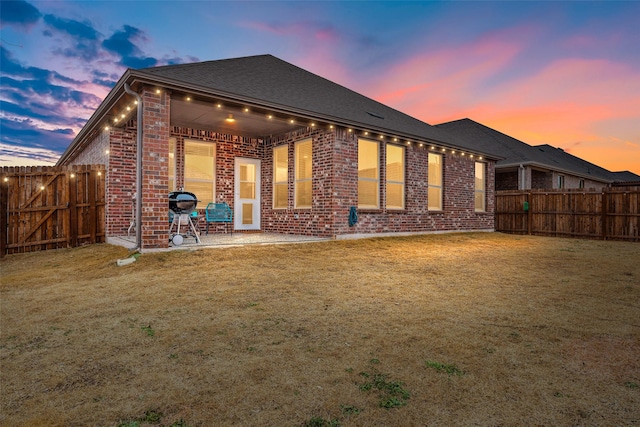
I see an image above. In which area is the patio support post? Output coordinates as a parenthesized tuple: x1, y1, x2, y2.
(124, 83, 143, 250)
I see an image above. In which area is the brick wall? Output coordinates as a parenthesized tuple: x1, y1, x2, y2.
(138, 86, 171, 249)
(95, 102, 495, 241)
(71, 129, 109, 165)
(349, 145, 495, 235)
(532, 169, 552, 189)
(105, 127, 136, 238)
(496, 170, 518, 190)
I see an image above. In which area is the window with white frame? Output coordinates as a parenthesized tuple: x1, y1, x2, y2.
(168, 137, 176, 191)
(183, 139, 215, 206)
(475, 162, 486, 212)
(358, 139, 379, 209)
(557, 175, 565, 189)
(273, 145, 288, 209)
(428, 152, 443, 210)
(386, 144, 405, 209)
(295, 139, 312, 208)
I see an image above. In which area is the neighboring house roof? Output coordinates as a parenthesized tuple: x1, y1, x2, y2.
(611, 170, 640, 182)
(532, 144, 615, 183)
(59, 55, 501, 164)
(436, 118, 615, 183)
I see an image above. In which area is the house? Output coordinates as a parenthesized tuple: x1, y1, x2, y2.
(57, 55, 500, 250)
(436, 118, 618, 191)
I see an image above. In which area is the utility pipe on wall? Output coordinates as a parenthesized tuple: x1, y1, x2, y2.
(123, 83, 143, 250)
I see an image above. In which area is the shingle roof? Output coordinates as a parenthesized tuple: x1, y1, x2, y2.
(436, 118, 615, 183)
(611, 170, 640, 182)
(136, 54, 499, 157)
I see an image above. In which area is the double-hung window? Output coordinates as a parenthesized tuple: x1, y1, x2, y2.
(183, 139, 215, 206)
(295, 139, 312, 208)
(428, 152, 443, 210)
(475, 162, 486, 212)
(358, 139, 379, 209)
(273, 145, 288, 209)
(386, 144, 405, 209)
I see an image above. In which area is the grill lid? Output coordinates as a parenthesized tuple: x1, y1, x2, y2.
(168, 191, 198, 213)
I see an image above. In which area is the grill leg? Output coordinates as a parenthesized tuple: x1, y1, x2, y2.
(188, 217, 201, 244)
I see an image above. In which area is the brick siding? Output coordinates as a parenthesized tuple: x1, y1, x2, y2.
(71, 92, 496, 245)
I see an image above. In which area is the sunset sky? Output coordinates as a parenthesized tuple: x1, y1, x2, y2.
(1, 0, 639, 173)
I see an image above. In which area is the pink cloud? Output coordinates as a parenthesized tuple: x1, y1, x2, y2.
(366, 30, 640, 173)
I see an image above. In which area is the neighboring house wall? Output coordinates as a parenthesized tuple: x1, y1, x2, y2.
(496, 171, 518, 191)
(532, 170, 553, 189)
(560, 173, 607, 191)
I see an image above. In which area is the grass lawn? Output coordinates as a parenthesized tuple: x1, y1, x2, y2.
(1, 232, 639, 426)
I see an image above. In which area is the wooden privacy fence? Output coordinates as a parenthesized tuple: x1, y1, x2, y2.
(495, 188, 640, 241)
(0, 165, 106, 256)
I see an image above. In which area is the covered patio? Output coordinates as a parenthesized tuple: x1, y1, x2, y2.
(108, 232, 328, 251)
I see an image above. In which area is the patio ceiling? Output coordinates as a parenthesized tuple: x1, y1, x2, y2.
(171, 98, 303, 138)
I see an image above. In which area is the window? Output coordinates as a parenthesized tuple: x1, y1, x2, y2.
(428, 153, 443, 210)
(558, 175, 565, 189)
(168, 137, 176, 191)
(358, 139, 379, 209)
(183, 139, 215, 206)
(295, 139, 312, 208)
(475, 162, 486, 212)
(579, 179, 585, 189)
(273, 145, 288, 209)
(386, 144, 405, 209)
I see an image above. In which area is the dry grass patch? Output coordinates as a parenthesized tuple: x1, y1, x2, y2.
(1, 233, 639, 426)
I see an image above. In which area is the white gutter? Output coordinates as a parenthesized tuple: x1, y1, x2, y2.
(123, 83, 143, 250)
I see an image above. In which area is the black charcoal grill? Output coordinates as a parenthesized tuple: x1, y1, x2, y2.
(169, 191, 198, 214)
(168, 191, 200, 245)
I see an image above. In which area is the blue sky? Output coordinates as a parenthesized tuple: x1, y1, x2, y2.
(1, 0, 639, 173)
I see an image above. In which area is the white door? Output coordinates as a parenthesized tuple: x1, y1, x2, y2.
(234, 158, 261, 230)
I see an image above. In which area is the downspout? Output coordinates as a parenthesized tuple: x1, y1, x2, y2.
(124, 83, 143, 250)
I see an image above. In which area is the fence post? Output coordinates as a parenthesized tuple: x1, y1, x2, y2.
(88, 169, 97, 243)
(527, 191, 532, 235)
(0, 174, 7, 257)
(69, 171, 78, 247)
(601, 189, 608, 240)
